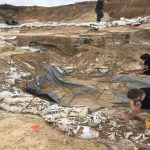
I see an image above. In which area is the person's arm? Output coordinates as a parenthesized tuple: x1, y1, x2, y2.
(115, 114, 136, 122)
(143, 65, 148, 71)
(104, 0, 108, 4)
(129, 100, 140, 113)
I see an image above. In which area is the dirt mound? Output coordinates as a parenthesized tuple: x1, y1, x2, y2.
(0, 0, 149, 23)
(107, 0, 150, 19)
(0, 2, 96, 23)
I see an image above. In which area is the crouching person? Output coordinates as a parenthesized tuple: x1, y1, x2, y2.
(118, 88, 150, 121)
(127, 88, 150, 114)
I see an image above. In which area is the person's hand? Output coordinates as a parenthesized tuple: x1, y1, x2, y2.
(115, 114, 135, 122)
(130, 100, 140, 114)
(131, 106, 140, 113)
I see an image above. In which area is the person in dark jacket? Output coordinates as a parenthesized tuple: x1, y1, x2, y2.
(140, 53, 150, 75)
(95, 0, 107, 22)
(117, 88, 150, 121)
(127, 88, 150, 113)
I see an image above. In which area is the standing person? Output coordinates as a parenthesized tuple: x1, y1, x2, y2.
(95, 0, 108, 23)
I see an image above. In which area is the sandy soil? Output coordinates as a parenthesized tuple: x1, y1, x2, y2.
(0, 111, 110, 150)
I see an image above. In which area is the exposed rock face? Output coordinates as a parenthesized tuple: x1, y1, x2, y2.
(7, 27, 147, 57)
(129, 29, 150, 46)
(0, 25, 149, 79)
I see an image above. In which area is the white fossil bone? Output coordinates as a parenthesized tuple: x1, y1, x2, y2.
(55, 117, 78, 132)
(0, 102, 23, 113)
(144, 130, 150, 136)
(43, 110, 71, 122)
(107, 132, 116, 142)
(139, 133, 149, 142)
(109, 120, 117, 127)
(132, 134, 143, 141)
(124, 139, 138, 150)
(73, 125, 99, 140)
(43, 104, 90, 122)
(2, 97, 33, 104)
(0, 91, 14, 98)
(124, 132, 133, 139)
(83, 110, 110, 126)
